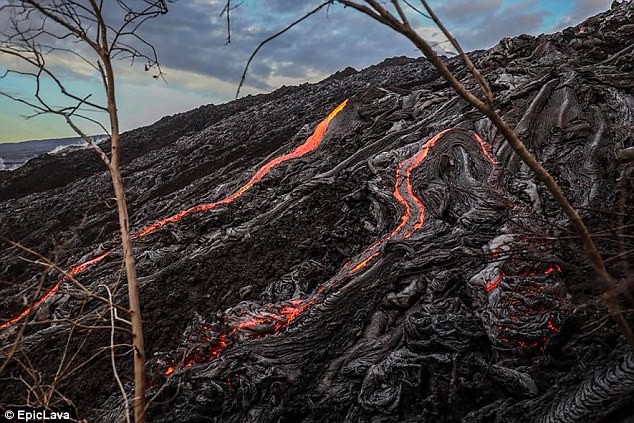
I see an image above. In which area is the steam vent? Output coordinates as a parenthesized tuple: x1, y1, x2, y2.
(1, 2, 633, 422)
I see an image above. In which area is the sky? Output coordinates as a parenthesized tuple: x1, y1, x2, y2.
(0, 0, 615, 143)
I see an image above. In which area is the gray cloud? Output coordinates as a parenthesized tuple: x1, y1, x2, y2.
(435, 0, 503, 24)
(136, 2, 420, 93)
(435, 0, 545, 50)
(555, 0, 613, 29)
(3, 0, 607, 104)
(263, 0, 316, 15)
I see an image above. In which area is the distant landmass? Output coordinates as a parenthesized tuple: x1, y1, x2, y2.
(0, 135, 106, 171)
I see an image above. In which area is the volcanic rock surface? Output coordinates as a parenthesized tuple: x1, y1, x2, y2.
(1, 3, 634, 422)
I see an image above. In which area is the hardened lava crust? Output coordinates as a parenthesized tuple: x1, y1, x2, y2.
(1, 2, 633, 422)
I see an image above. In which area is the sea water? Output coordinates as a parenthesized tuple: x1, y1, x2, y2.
(0, 136, 99, 171)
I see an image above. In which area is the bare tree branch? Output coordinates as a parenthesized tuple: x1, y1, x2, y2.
(104, 285, 132, 423)
(236, 1, 334, 98)
(417, 0, 493, 106)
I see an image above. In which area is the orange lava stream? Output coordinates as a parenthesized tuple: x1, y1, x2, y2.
(350, 252, 381, 273)
(0, 249, 113, 330)
(343, 128, 496, 273)
(133, 99, 348, 239)
(1, 100, 348, 331)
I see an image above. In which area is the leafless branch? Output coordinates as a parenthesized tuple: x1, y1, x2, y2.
(104, 285, 131, 423)
(236, 1, 334, 98)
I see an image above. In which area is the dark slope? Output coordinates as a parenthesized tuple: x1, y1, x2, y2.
(1, 3, 634, 422)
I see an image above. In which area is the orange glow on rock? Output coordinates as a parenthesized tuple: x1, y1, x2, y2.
(233, 317, 271, 330)
(547, 318, 558, 333)
(278, 299, 315, 325)
(350, 251, 381, 273)
(485, 273, 504, 292)
(486, 263, 563, 350)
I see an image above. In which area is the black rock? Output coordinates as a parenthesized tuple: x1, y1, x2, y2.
(1, 3, 633, 422)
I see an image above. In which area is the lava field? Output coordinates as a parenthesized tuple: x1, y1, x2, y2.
(1, 2, 634, 422)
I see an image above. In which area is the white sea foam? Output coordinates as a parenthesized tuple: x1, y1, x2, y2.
(0, 156, 5, 171)
(48, 141, 89, 155)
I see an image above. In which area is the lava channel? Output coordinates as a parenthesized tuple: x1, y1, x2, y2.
(0, 99, 348, 331)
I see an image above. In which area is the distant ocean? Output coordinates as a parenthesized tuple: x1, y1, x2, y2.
(0, 136, 106, 171)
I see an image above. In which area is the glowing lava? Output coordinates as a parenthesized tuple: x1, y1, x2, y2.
(484, 260, 563, 351)
(133, 99, 348, 239)
(485, 273, 504, 292)
(350, 251, 381, 273)
(0, 249, 112, 330)
(343, 129, 495, 271)
(0, 100, 348, 331)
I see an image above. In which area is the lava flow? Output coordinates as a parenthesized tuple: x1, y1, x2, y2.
(482, 243, 564, 351)
(0, 99, 348, 331)
(164, 128, 497, 375)
(0, 249, 112, 330)
(342, 129, 495, 272)
(133, 99, 349, 239)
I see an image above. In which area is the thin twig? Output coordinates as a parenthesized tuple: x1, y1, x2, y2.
(236, 1, 333, 98)
(104, 285, 131, 423)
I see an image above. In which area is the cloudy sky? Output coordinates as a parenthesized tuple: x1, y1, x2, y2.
(0, 0, 613, 143)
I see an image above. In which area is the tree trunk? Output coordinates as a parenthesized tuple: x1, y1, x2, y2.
(103, 56, 146, 423)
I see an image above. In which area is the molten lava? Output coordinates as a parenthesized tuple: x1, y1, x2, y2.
(0, 249, 112, 330)
(485, 273, 504, 292)
(133, 99, 348, 239)
(483, 258, 563, 351)
(0, 100, 348, 331)
(350, 251, 381, 273)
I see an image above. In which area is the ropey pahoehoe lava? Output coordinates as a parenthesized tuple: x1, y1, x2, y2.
(1, 3, 634, 422)
(163, 127, 499, 376)
(2, 102, 546, 371)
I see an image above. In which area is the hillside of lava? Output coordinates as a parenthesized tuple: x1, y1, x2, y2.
(1, 3, 634, 422)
